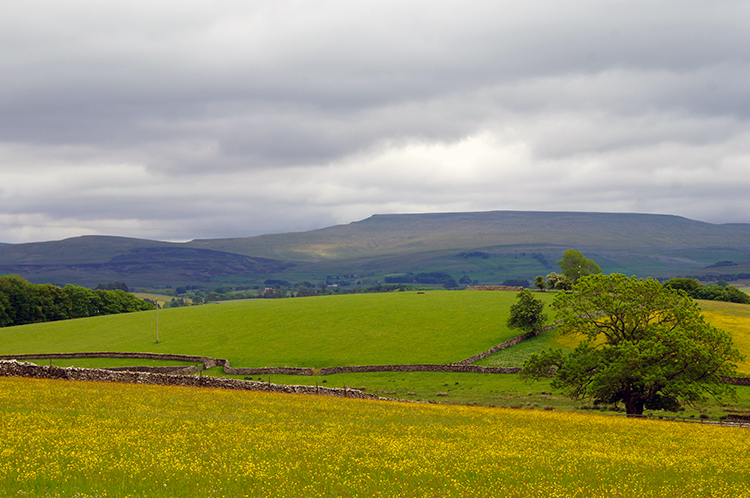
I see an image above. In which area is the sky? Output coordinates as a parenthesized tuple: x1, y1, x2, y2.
(1, 1, 750, 244)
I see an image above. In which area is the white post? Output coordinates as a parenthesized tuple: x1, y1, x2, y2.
(155, 301, 159, 344)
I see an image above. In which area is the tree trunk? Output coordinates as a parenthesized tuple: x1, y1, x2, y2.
(624, 396, 645, 415)
(623, 388, 645, 415)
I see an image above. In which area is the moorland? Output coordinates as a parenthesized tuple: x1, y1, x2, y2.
(2, 210, 750, 288)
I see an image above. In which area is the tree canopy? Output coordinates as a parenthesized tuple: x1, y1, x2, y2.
(521, 274, 743, 415)
(507, 289, 547, 334)
(545, 272, 572, 291)
(0, 275, 154, 327)
(665, 277, 750, 305)
(557, 249, 601, 283)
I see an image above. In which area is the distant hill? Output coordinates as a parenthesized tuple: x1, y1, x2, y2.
(189, 211, 750, 259)
(0, 236, 293, 287)
(2, 211, 750, 288)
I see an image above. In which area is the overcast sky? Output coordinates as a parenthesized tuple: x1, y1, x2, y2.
(1, 1, 749, 244)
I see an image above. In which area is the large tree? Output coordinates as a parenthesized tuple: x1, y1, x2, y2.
(557, 249, 601, 283)
(521, 274, 743, 415)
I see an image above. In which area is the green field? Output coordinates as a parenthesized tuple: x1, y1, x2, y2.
(3, 290, 750, 416)
(2, 376, 749, 497)
(0, 290, 555, 368)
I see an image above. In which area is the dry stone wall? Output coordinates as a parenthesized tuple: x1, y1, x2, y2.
(0, 353, 315, 376)
(466, 285, 524, 291)
(104, 365, 200, 375)
(320, 364, 520, 375)
(455, 332, 536, 365)
(0, 353, 521, 376)
(0, 352, 225, 369)
(0, 360, 381, 400)
(224, 366, 313, 376)
(4, 351, 742, 385)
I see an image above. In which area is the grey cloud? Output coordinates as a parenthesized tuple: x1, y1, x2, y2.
(1, 0, 750, 243)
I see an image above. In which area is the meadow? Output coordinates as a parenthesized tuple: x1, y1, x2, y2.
(4, 290, 750, 417)
(699, 300, 750, 375)
(2, 376, 750, 498)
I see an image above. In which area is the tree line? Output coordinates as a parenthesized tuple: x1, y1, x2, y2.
(664, 278, 750, 304)
(0, 275, 155, 328)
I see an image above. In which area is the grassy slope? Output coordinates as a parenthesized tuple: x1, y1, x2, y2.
(0, 291, 554, 368)
(4, 290, 750, 416)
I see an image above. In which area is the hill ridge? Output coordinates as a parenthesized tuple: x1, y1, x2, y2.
(2, 210, 750, 287)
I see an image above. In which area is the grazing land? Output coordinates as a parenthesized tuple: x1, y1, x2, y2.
(2, 376, 749, 498)
(0, 291, 556, 368)
(3, 290, 750, 417)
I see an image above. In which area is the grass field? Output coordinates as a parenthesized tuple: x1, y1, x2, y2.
(3, 290, 750, 415)
(212, 370, 750, 418)
(0, 290, 555, 368)
(699, 300, 750, 375)
(2, 376, 749, 497)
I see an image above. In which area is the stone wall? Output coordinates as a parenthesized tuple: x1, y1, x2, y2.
(454, 321, 561, 365)
(0, 352, 316, 376)
(0, 360, 382, 400)
(466, 285, 524, 292)
(455, 332, 537, 365)
(224, 366, 314, 376)
(0, 352, 225, 369)
(104, 365, 200, 375)
(320, 364, 520, 375)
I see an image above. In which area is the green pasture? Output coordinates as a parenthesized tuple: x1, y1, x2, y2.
(210, 370, 750, 419)
(476, 325, 576, 368)
(47, 358, 197, 369)
(4, 289, 750, 415)
(0, 290, 554, 368)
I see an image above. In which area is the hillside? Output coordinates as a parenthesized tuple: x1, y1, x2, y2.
(2, 211, 750, 287)
(0, 291, 532, 368)
(0, 237, 293, 287)
(189, 211, 750, 260)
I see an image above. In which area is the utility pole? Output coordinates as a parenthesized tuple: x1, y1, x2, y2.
(154, 300, 159, 344)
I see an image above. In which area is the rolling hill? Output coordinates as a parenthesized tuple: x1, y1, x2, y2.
(0, 291, 533, 368)
(2, 211, 750, 287)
